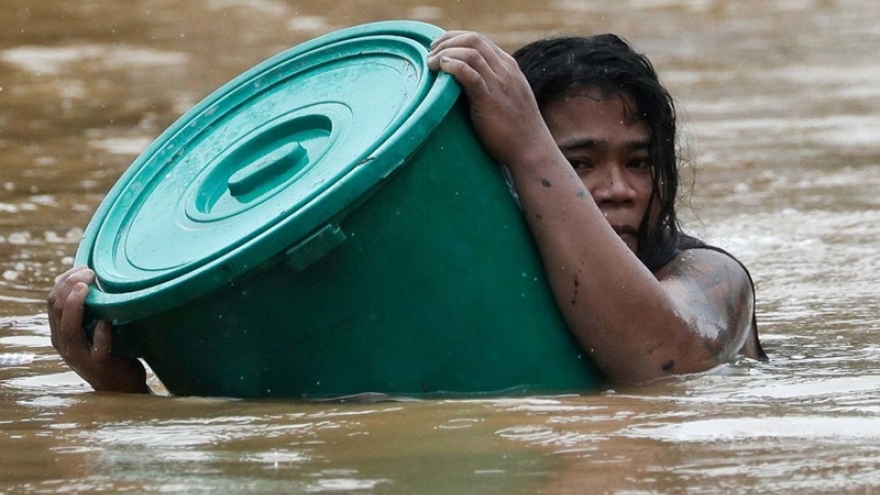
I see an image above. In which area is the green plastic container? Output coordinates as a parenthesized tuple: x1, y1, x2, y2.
(75, 21, 602, 398)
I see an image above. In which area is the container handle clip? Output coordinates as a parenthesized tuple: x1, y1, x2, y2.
(284, 224, 347, 272)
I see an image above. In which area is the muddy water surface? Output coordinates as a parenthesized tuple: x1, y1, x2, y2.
(2, 0, 880, 493)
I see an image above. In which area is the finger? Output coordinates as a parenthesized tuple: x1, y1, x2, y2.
(48, 266, 79, 323)
(429, 31, 511, 75)
(429, 30, 473, 49)
(48, 267, 94, 325)
(429, 43, 498, 81)
(434, 53, 492, 99)
(49, 266, 94, 311)
(430, 31, 489, 52)
(54, 282, 90, 356)
(51, 265, 92, 288)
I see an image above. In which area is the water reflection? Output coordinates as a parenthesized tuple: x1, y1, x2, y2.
(2, 0, 880, 493)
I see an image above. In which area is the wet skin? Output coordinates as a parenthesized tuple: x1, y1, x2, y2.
(542, 91, 654, 256)
(428, 30, 761, 384)
(48, 266, 149, 393)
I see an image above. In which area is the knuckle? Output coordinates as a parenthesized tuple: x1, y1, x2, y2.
(459, 47, 489, 71)
(468, 32, 492, 50)
(460, 31, 481, 45)
(459, 47, 481, 64)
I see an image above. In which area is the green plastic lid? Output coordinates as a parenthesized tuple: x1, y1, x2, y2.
(76, 21, 460, 322)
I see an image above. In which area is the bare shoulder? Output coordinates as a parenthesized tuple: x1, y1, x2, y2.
(655, 247, 757, 361)
(656, 248, 753, 296)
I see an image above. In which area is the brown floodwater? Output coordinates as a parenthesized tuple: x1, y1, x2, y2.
(2, 0, 880, 493)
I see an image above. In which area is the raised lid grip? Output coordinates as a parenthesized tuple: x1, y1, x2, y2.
(228, 142, 308, 197)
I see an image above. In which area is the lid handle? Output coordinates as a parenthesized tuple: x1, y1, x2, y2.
(227, 142, 308, 197)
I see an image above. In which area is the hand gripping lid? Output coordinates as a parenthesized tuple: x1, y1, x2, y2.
(75, 21, 460, 323)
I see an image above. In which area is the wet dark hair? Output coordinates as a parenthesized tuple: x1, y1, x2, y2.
(513, 34, 684, 272)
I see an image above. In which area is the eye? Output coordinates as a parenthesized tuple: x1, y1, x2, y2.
(567, 158, 594, 171)
(627, 156, 651, 170)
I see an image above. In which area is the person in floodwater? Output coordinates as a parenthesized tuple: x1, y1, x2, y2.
(427, 31, 767, 383)
(48, 31, 766, 393)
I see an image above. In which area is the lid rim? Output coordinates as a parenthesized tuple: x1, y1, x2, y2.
(77, 20, 463, 322)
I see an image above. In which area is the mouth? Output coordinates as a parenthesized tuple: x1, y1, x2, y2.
(610, 225, 638, 238)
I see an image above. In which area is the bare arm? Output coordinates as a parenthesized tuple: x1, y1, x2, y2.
(428, 32, 756, 384)
(504, 151, 750, 383)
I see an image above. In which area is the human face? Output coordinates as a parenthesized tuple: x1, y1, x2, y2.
(542, 90, 655, 253)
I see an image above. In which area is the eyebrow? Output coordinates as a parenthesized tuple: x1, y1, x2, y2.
(557, 137, 651, 153)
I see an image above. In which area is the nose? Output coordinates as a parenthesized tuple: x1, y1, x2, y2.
(589, 165, 637, 205)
